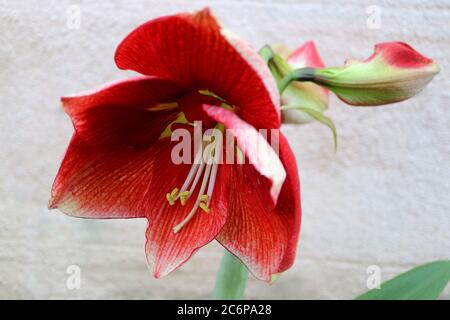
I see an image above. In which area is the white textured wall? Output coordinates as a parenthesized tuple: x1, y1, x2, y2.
(0, 0, 449, 299)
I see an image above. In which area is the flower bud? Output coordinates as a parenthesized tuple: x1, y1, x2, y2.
(313, 42, 439, 106)
(273, 41, 329, 124)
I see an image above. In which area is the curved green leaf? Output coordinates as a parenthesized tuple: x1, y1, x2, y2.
(356, 260, 450, 300)
(282, 105, 337, 151)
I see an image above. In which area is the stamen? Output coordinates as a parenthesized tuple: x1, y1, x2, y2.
(206, 124, 224, 206)
(179, 191, 190, 206)
(180, 191, 190, 197)
(170, 188, 179, 198)
(168, 124, 225, 233)
(185, 161, 206, 198)
(166, 188, 179, 205)
(174, 144, 204, 201)
(173, 160, 213, 234)
(199, 194, 210, 213)
(166, 193, 175, 206)
(199, 202, 210, 213)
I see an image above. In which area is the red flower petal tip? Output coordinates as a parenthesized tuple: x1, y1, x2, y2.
(368, 41, 435, 68)
(288, 40, 325, 68)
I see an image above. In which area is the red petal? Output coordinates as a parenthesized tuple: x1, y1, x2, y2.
(49, 134, 172, 218)
(62, 76, 184, 149)
(144, 140, 228, 277)
(62, 76, 185, 116)
(203, 105, 286, 207)
(366, 42, 434, 68)
(288, 40, 325, 68)
(50, 78, 182, 217)
(114, 8, 280, 129)
(217, 134, 301, 282)
(276, 134, 301, 274)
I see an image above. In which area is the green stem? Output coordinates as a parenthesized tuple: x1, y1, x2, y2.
(211, 45, 275, 300)
(277, 67, 316, 93)
(213, 250, 248, 300)
(258, 45, 275, 64)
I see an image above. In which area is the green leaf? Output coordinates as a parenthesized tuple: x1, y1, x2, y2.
(282, 105, 337, 151)
(356, 260, 450, 300)
(213, 250, 248, 300)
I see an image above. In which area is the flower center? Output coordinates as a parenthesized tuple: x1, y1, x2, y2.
(178, 91, 221, 128)
(167, 123, 224, 234)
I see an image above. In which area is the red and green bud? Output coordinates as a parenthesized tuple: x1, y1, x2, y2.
(312, 42, 439, 106)
(268, 42, 336, 148)
(272, 41, 329, 124)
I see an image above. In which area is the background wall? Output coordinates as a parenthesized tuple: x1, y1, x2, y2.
(0, 0, 449, 299)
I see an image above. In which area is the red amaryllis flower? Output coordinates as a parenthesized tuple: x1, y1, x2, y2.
(49, 8, 301, 282)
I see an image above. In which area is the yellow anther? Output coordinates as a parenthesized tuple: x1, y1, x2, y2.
(170, 188, 179, 198)
(166, 193, 175, 206)
(179, 191, 190, 206)
(199, 202, 210, 213)
(199, 194, 209, 202)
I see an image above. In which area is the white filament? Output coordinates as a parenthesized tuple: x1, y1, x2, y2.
(173, 155, 213, 234)
(206, 134, 223, 206)
(175, 145, 204, 201)
(171, 131, 224, 233)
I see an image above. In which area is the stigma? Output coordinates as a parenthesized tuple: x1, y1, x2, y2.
(167, 124, 224, 234)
